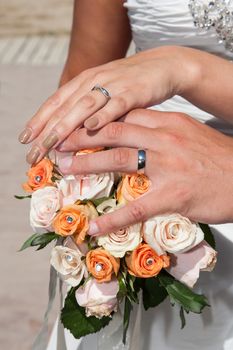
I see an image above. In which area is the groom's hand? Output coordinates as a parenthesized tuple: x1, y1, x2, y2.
(57, 109, 233, 234)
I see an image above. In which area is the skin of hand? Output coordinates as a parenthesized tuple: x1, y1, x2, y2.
(18, 45, 233, 165)
(56, 109, 233, 236)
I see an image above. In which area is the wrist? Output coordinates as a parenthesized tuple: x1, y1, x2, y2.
(148, 46, 202, 97)
(171, 46, 203, 97)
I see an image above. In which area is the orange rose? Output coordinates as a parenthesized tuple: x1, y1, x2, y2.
(22, 158, 54, 193)
(53, 201, 98, 244)
(76, 147, 104, 155)
(117, 174, 150, 204)
(86, 248, 120, 283)
(125, 243, 170, 278)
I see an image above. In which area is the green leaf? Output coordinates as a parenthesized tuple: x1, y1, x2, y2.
(14, 194, 31, 200)
(126, 274, 139, 304)
(199, 223, 216, 249)
(179, 306, 186, 329)
(142, 277, 168, 310)
(117, 275, 128, 300)
(61, 287, 111, 339)
(91, 197, 110, 207)
(159, 273, 209, 314)
(19, 232, 59, 251)
(123, 297, 133, 345)
(19, 233, 39, 251)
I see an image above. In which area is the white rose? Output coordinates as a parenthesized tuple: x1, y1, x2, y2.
(30, 186, 61, 233)
(58, 173, 114, 206)
(97, 223, 142, 258)
(50, 242, 88, 287)
(76, 278, 119, 318)
(143, 214, 204, 254)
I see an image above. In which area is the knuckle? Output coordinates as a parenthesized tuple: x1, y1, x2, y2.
(128, 203, 147, 222)
(114, 96, 128, 111)
(92, 71, 104, 82)
(126, 109, 141, 119)
(94, 110, 110, 124)
(55, 104, 69, 119)
(160, 130, 184, 146)
(78, 69, 93, 81)
(80, 94, 96, 109)
(172, 112, 187, 122)
(112, 148, 130, 168)
(105, 123, 124, 141)
(46, 92, 61, 108)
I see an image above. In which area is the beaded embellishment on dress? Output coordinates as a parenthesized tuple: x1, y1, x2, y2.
(189, 0, 233, 51)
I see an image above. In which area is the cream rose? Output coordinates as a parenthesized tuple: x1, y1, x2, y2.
(97, 224, 142, 258)
(50, 241, 88, 287)
(96, 198, 117, 214)
(143, 214, 204, 254)
(30, 186, 61, 233)
(167, 241, 217, 288)
(58, 173, 114, 206)
(76, 278, 119, 318)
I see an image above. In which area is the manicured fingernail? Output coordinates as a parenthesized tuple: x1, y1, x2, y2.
(18, 128, 32, 144)
(42, 132, 59, 149)
(58, 156, 73, 172)
(88, 221, 100, 236)
(84, 116, 99, 129)
(26, 146, 40, 164)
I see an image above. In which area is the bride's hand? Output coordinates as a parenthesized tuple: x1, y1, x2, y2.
(57, 109, 233, 235)
(19, 46, 196, 164)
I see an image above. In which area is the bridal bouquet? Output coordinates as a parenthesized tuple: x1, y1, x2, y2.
(18, 149, 217, 343)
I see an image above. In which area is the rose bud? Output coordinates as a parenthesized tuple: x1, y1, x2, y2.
(53, 201, 98, 244)
(117, 174, 150, 204)
(22, 158, 54, 193)
(76, 278, 119, 318)
(167, 241, 217, 288)
(86, 248, 120, 283)
(125, 243, 170, 278)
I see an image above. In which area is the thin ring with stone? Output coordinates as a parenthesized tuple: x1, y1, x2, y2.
(137, 149, 146, 174)
(91, 84, 111, 101)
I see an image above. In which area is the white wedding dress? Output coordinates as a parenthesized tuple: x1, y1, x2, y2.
(47, 1, 233, 349)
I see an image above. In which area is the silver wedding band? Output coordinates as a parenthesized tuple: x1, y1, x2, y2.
(91, 84, 111, 101)
(137, 149, 146, 174)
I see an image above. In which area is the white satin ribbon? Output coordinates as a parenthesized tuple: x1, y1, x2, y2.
(97, 293, 142, 350)
(32, 265, 58, 350)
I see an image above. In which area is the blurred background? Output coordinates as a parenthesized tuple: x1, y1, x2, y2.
(0, 1, 73, 349)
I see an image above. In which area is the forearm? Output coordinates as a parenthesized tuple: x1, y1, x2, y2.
(60, 0, 131, 85)
(176, 46, 233, 123)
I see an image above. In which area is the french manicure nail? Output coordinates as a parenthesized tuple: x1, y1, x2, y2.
(88, 221, 100, 236)
(18, 128, 32, 144)
(58, 156, 73, 173)
(26, 146, 40, 164)
(84, 116, 99, 129)
(42, 132, 59, 149)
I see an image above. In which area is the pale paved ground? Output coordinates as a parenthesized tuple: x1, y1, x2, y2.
(0, 64, 63, 349)
(0, 1, 71, 347)
(0, 0, 73, 36)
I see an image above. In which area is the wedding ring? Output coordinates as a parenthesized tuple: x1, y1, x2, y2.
(137, 149, 146, 174)
(91, 84, 111, 101)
